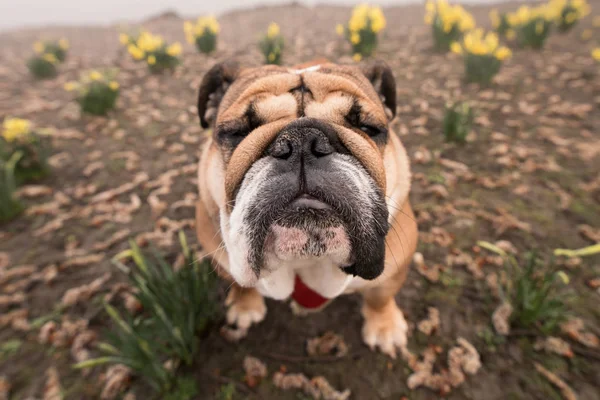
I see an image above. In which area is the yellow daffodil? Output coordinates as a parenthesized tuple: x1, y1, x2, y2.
(147, 55, 157, 65)
(353, 53, 362, 62)
(89, 70, 103, 81)
(336, 23, 345, 36)
(348, 6, 367, 32)
(204, 16, 220, 34)
(2, 118, 32, 143)
(33, 41, 45, 54)
(109, 81, 120, 91)
(137, 31, 163, 52)
(494, 46, 512, 60)
(64, 81, 78, 91)
(424, 13, 434, 25)
(42, 53, 58, 64)
(450, 42, 462, 54)
(166, 42, 182, 57)
(350, 32, 361, 44)
(119, 33, 130, 45)
(592, 48, 600, 61)
(266, 22, 280, 39)
(59, 38, 69, 49)
(128, 44, 145, 60)
(426, 1, 435, 13)
(484, 32, 499, 50)
(369, 6, 386, 33)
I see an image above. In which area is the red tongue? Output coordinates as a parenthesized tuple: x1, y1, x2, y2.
(291, 275, 330, 309)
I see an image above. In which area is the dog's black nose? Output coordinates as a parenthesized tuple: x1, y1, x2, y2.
(269, 127, 334, 161)
(268, 119, 339, 162)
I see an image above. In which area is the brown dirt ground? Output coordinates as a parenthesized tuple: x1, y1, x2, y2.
(1, 1, 600, 399)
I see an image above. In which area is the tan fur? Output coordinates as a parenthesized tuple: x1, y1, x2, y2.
(196, 61, 418, 356)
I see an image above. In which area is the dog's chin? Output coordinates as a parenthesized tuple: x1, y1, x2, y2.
(262, 205, 352, 265)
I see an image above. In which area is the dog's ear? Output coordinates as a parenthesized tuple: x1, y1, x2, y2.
(361, 60, 397, 120)
(197, 61, 241, 128)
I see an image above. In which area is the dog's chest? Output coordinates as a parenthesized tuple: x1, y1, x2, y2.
(255, 257, 359, 304)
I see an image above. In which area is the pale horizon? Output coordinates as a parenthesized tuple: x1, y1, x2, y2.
(0, 0, 510, 32)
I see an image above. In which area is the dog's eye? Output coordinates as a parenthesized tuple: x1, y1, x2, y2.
(359, 124, 385, 137)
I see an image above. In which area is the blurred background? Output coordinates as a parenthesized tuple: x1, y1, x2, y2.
(2, 0, 509, 30)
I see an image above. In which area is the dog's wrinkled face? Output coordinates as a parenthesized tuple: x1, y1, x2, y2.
(198, 61, 398, 293)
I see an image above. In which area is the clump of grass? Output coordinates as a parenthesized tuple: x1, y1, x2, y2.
(550, 0, 590, 32)
(76, 232, 217, 394)
(184, 16, 220, 54)
(259, 23, 284, 65)
(216, 383, 236, 400)
(336, 4, 386, 61)
(27, 53, 59, 79)
(125, 31, 182, 73)
(64, 70, 120, 116)
(479, 242, 570, 335)
(424, 0, 475, 52)
(0, 151, 24, 223)
(443, 101, 473, 143)
(1, 118, 51, 184)
(451, 29, 512, 85)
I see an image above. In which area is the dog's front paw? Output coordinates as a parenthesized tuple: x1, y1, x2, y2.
(361, 300, 408, 359)
(225, 287, 267, 332)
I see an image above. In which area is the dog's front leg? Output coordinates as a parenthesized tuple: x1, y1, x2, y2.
(360, 271, 409, 359)
(225, 283, 267, 332)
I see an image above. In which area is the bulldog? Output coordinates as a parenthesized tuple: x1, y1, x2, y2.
(195, 59, 418, 358)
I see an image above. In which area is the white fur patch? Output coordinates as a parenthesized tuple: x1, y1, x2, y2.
(225, 158, 274, 287)
(289, 65, 321, 74)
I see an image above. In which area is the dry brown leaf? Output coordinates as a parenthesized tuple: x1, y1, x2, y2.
(61, 273, 111, 307)
(0, 265, 36, 286)
(71, 330, 97, 371)
(243, 356, 268, 388)
(62, 253, 104, 269)
(0, 309, 28, 330)
(33, 215, 72, 237)
(101, 365, 131, 400)
(0, 253, 8, 270)
(273, 371, 351, 400)
(534, 363, 577, 400)
(43, 367, 62, 400)
(561, 318, 599, 348)
(425, 184, 449, 199)
(93, 229, 131, 251)
(0, 375, 10, 400)
(83, 161, 104, 177)
(16, 185, 53, 198)
(492, 302, 512, 335)
(0, 292, 25, 307)
(90, 172, 149, 204)
(417, 307, 440, 336)
(447, 252, 483, 279)
(534, 337, 574, 358)
(577, 224, 600, 243)
(306, 331, 348, 357)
